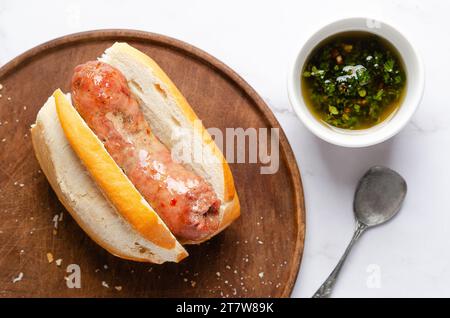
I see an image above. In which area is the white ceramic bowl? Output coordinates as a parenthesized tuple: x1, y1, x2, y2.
(287, 17, 424, 147)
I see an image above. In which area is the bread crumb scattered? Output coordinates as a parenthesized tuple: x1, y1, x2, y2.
(258, 272, 264, 279)
(114, 286, 122, 291)
(103, 264, 108, 270)
(0, 84, 3, 90)
(12, 272, 23, 283)
(225, 265, 231, 270)
(1, 138, 5, 143)
(7, 97, 11, 101)
(53, 214, 60, 229)
(101, 281, 109, 288)
(55, 259, 62, 266)
(46, 252, 54, 263)
(183, 278, 188, 282)
(190, 280, 196, 287)
(216, 272, 221, 277)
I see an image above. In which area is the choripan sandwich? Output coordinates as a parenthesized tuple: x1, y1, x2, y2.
(31, 43, 240, 264)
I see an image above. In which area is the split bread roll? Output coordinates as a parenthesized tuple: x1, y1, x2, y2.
(31, 43, 240, 263)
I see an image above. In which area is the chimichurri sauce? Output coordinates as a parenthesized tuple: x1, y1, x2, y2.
(301, 32, 406, 130)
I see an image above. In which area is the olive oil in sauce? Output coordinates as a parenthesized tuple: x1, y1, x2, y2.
(301, 32, 406, 130)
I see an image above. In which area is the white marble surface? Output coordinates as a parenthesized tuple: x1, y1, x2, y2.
(1, 0, 449, 297)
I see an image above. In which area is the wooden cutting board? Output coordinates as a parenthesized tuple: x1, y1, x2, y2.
(0, 30, 305, 298)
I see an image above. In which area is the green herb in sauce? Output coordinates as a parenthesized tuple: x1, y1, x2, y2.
(301, 32, 406, 130)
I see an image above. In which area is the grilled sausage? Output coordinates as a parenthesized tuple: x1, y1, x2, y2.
(71, 61, 220, 241)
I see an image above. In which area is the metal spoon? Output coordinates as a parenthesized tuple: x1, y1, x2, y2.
(312, 166, 407, 298)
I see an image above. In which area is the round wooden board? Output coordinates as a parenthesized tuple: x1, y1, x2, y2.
(0, 30, 305, 298)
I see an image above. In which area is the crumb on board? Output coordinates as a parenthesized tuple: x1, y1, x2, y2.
(216, 272, 221, 277)
(53, 214, 60, 229)
(0, 84, 3, 90)
(12, 272, 23, 283)
(46, 252, 54, 263)
(55, 259, 62, 266)
(7, 97, 11, 101)
(258, 272, 264, 279)
(101, 281, 109, 288)
(190, 281, 196, 288)
(103, 264, 108, 270)
(114, 286, 122, 291)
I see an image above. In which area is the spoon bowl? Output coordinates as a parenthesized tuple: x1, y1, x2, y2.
(354, 166, 407, 227)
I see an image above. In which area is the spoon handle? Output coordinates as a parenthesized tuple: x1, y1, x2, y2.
(312, 221, 368, 298)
